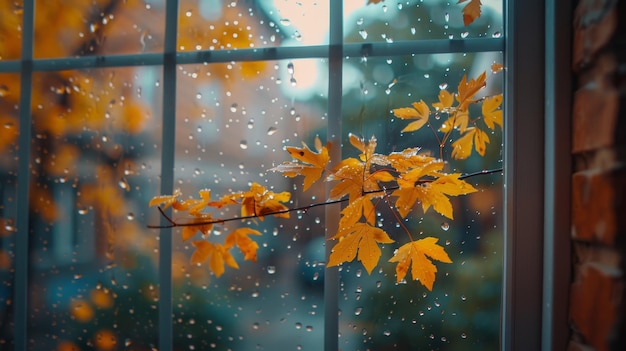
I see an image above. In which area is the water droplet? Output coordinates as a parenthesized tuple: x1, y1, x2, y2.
(267, 127, 277, 135)
(127, 213, 135, 221)
(287, 62, 294, 75)
(293, 30, 302, 41)
(492, 31, 502, 38)
(397, 3, 403, 9)
(196, 92, 202, 99)
(441, 222, 450, 231)
(230, 103, 238, 113)
(118, 178, 130, 191)
(358, 29, 368, 39)
(461, 332, 467, 339)
(280, 18, 291, 26)
(444, 12, 450, 22)
(461, 31, 469, 38)
(78, 208, 88, 215)
(461, 295, 467, 301)
(411, 27, 416, 35)
(252, 322, 260, 330)
(185, 10, 192, 17)
(354, 307, 363, 315)
(290, 77, 297, 86)
(356, 18, 364, 25)
(267, 266, 276, 274)
(439, 82, 448, 90)
(295, 322, 302, 329)
(247, 119, 254, 129)
(240, 140, 248, 149)
(306, 325, 313, 332)
(424, 73, 430, 78)
(383, 330, 391, 336)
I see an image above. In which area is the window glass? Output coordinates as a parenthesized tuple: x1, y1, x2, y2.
(26, 67, 163, 349)
(345, 0, 503, 43)
(177, 0, 330, 50)
(172, 59, 328, 350)
(0, 2, 22, 60)
(337, 51, 503, 350)
(33, 0, 165, 58)
(0, 72, 19, 345)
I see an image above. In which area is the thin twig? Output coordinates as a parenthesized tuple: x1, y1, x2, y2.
(147, 167, 503, 230)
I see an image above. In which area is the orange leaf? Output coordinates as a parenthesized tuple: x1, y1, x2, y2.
(271, 136, 330, 191)
(474, 128, 490, 156)
(191, 241, 239, 277)
(456, 71, 486, 111)
(225, 227, 262, 262)
(339, 195, 377, 230)
(149, 188, 185, 210)
(393, 100, 430, 133)
(457, 0, 482, 26)
(328, 223, 394, 274)
(451, 128, 476, 160)
(240, 182, 290, 220)
(432, 90, 454, 111)
(388, 237, 452, 290)
(181, 214, 213, 241)
(482, 94, 503, 130)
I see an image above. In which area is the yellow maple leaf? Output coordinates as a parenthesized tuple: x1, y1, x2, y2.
(439, 110, 469, 134)
(328, 157, 394, 201)
(456, 71, 486, 111)
(241, 182, 291, 220)
(148, 188, 188, 211)
(474, 128, 490, 156)
(482, 94, 503, 130)
(387, 149, 436, 173)
(181, 214, 213, 241)
(190, 241, 239, 277)
(457, 0, 482, 26)
(451, 128, 476, 160)
(338, 195, 377, 230)
(388, 237, 452, 290)
(271, 136, 330, 191)
(225, 227, 262, 262)
(328, 223, 394, 274)
(432, 90, 454, 111)
(393, 100, 430, 133)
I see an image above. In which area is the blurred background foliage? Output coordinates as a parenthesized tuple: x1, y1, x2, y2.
(0, 1, 502, 350)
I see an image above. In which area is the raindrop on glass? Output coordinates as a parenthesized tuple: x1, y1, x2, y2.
(383, 330, 391, 336)
(287, 62, 294, 75)
(267, 127, 277, 135)
(240, 140, 248, 149)
(267, 266, 276, 274)
(358, 29, 368, 39)
(354, 307, 363, 316)
(461, 31, 469, 38)
(441, 222, 450, 231)
(439, 82, 448, 90)
(444, 12, 450, 22)
(280, 18, 291, 26)
(247, 119, 254, 129)
(492, 31, 502, 38)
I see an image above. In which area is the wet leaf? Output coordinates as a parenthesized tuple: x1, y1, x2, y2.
(482, 94, 503, 129)
(328, 223, 394, 274)
(393, 100, 430, 133)
(458, 0, 482, 26)
(389, 237, 452, 290)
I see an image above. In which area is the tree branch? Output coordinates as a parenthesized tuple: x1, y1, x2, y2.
(147, 167, 503, 229)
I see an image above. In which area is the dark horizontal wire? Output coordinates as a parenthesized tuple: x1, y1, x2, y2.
(0, 38, 503, 73)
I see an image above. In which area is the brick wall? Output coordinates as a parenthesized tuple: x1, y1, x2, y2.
(569, 0, 626, 350)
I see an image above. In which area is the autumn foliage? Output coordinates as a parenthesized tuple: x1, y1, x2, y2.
(150, 69, 503, 290)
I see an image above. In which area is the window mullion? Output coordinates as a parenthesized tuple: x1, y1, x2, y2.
(14, 0, 35, 350)
(158, 1, 179, 351)
(324, 1, 342, 351)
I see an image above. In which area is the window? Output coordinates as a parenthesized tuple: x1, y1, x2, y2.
(0, 1, 555, 350)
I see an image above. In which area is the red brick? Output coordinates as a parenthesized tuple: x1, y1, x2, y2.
(569, 262, 623, 351)
(571, 168, 626, 244)
(573, 0, 618, 70)
(572, 86, 620, 153)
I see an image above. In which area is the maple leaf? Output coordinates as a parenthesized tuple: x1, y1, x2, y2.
(474, 128, 490, 156)
(181, 214, 214, 241)
(187, 189, 223, 215)
(387, 148, 436, 173)
(338, 195, 377, 230)
(328, 157, 394, 201)
(241, 182, 291, 220)
(432, 89, 454, 111)
(451, 128, 476, 160)
(271, 136, 330, 191)
(457, 0, 482, 26)
(439, 110, 469, 134)
(393, 169, 475, 219)
(456, 71, 487, 111)
(388, 237, 452, 290)
(328, 223, 394, 274)
(393, 100, 430, 133)
(190, 241, 239, 277)
(482, 94, 503, 130)
(225, 227, 262, 262)
(148, 188, 189, 211)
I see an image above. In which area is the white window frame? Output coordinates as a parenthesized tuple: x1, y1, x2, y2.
(2, 0, 571, 350)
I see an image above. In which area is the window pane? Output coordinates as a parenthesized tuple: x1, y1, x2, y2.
(177, 1, 330, 51)
(27, 67, 163, 349)
(344, 0, 503, 42)
(0, 2, 22, 60)
(0, 72, 20, 347)
(172, 59, 328, 350)
(337, 52, 503, 350)
(33, 0, 165, 58)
